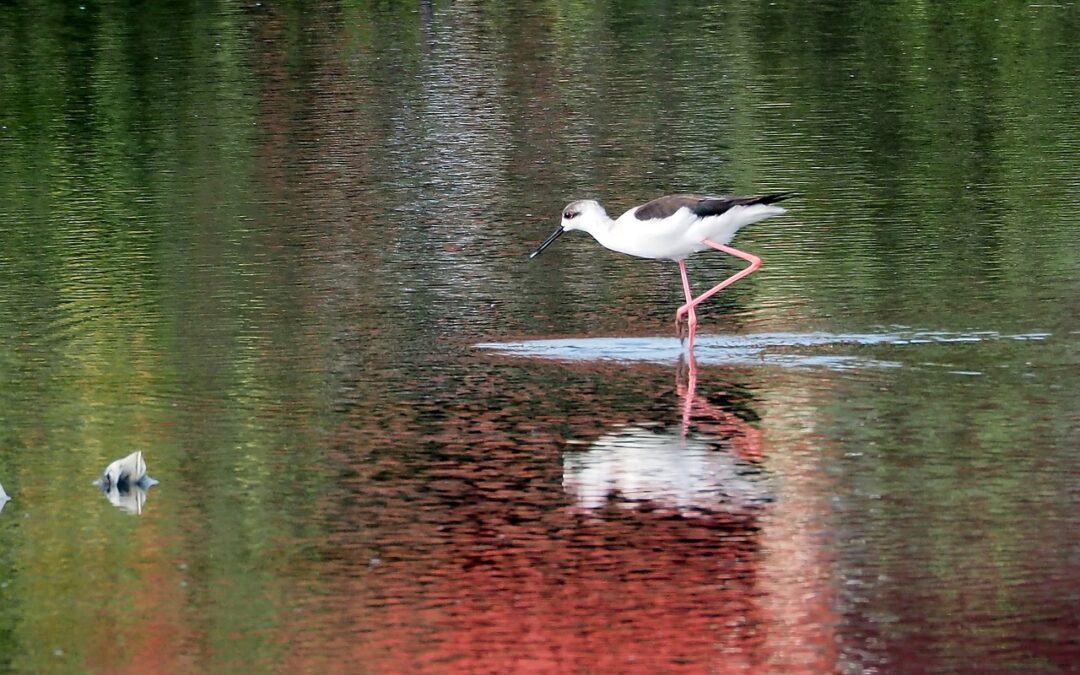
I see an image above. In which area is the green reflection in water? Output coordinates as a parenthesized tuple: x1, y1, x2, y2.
(1, 1, 332, 671)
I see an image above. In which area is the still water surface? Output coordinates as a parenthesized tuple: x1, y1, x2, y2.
(1, 0, 1078, 672)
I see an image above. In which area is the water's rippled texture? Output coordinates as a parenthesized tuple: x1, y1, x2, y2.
(1, 0, 1078, 672)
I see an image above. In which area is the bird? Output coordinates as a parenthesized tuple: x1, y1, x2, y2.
(530, 192, 793, 348)
(95, 450, 152, 492)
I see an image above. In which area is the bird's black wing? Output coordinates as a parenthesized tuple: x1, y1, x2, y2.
(634, 192, 794, 221)
(633, 194, 706, 221)
(690, 193, 795, 218)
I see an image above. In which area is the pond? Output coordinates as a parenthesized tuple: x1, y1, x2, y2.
(1, 0, 1078, 672)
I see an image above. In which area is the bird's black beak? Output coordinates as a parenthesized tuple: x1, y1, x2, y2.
(529, 226, 565, 258)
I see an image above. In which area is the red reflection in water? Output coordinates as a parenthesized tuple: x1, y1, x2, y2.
(679, 353, 764, 463)
(371, 513, 763, 673)
(278, 361, 837, 673)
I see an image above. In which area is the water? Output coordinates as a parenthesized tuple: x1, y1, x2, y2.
(1, 0, 1078, 671)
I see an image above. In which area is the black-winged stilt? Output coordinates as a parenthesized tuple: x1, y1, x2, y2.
(529, 192, 793, 348)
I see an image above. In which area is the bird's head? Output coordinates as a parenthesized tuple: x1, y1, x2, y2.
(530, 199, 607, 258)
(559, 199, 604, 233)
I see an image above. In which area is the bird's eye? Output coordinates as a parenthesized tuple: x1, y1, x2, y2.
(564, 211, 576, 219)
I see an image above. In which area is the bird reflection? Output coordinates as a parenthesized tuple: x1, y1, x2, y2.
(101, 484, 151, 515)
(562, 354, 769, 514)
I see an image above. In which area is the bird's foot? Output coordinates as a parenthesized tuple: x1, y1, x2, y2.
(675, 307, 697, 343)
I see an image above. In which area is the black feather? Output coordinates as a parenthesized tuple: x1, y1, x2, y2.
(634, 192, 794, 221)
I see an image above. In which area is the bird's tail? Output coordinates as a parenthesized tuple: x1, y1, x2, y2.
(746, 192, 796, 206)
(692, 193, 794, 244)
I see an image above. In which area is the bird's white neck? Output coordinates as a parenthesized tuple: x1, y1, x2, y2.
(575, 209, 617, 248)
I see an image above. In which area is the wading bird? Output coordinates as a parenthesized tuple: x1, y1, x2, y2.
(530, 193, 792, 348)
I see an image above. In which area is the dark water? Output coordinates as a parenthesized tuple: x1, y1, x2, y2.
(2, 1, 1079, 672)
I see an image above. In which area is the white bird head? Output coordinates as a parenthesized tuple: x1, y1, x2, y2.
(529, 199, 609, 258)
(559, 199, 606, 233)
(98, 451, 147, 492)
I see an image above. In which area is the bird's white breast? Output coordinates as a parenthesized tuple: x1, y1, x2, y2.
(606, 208, 710, 260)
(603, 204, 785, 261)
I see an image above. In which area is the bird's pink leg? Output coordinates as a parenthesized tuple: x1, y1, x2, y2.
(684, 241, 761, 311)
(675, 259, 697, 348)
(676, 351, 699, 437)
